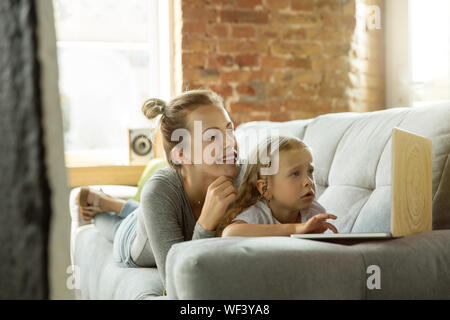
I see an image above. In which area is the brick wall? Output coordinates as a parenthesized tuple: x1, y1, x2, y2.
(177, 0, 385, 126)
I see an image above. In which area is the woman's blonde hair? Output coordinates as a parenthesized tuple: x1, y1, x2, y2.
(141, 89, 224, 169)
(215, 135, 311, 236)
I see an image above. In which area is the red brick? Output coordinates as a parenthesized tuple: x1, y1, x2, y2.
(218, 40, 268, 54)
(308, 29, 343, 42)
(271, 41, 322, 56)
(322, 13, 355, 31)
(286, 58, 311, 69)
(236, 84, 256, 96)
(220, 10, 269, 24)
(181, 0, 205, 7)
(291, 85, 316, 96)
(294, 72, 322, 84)
(182, 7, 217, 23)
(230, 101, 268, 113)
(207, 24, 229, 37)
(248, 70, 271, 82)
(182, 36, 215, 52)
(236, 0, 262, 8)
(272, 71, 295, 83)
(319, 85, 345, 98)
(261, 56, 285, 69)
(271, 13, 320, 26)
(235, 54, 258, 67)
(268, 112, 294, 122)
(207, 55, 234, 68)
(182, 52, 206, 67)
(266, 0, 290, 9)
(221, 70, 253, 82)
(207, 84, 233, 98)
(258, 26, 282, 39)
(183, 68, 199, 81)
(339, 15, 356, 29)
(182, 22, 207, 35)
(324, 43, 351, 56)
(214, 0, 236, 7)
(316, 0, 341, 12)
(281, 28, 308, 41)
(266, 83, 291, 96)
(220, 70, 270, 82)
(232, 26, 256, 38)
(198, 68, 220, 82)
(291, 0, 315, 11)
(284, 98, 325, 112)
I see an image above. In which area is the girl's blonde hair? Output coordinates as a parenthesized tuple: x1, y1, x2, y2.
(141, 89, 224, 169)
(215, 135, 311, 236)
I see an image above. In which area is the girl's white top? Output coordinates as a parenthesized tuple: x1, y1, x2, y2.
(232, 199, 327, 224)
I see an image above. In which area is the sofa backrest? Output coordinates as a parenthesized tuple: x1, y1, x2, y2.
(235, 102, 450, 232)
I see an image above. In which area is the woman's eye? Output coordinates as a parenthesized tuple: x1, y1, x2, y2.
(291, 171, 299, 177)
(309, 169, 314, 174)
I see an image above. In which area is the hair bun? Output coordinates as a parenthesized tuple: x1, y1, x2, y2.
(142, 98, 167, 120)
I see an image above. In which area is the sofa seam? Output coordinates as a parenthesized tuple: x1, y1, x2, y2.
(373, 109, 411, 189)
(433, 152, 449, 203)
(354, 247, 369, 300)
(324, 115, 363, 188)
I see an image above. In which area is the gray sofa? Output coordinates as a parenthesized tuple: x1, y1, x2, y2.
(70, 102, 450, 299)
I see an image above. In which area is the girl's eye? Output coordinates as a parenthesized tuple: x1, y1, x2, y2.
(291, 171, 299, 177)
(309, 169, 314, 174)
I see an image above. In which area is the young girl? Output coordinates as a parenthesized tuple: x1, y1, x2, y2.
(217, 135, 338, 237)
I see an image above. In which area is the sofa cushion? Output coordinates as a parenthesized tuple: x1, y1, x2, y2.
(74, 225, 164, 299)
(166, 230, 450, 299)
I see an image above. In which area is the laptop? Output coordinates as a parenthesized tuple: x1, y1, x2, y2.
(291, 127, 433, 241)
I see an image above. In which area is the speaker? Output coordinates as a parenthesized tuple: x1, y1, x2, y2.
(128, 128, 154, 164)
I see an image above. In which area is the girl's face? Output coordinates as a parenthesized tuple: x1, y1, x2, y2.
(178, 104, 240, 179)
(266, 148, 316, 211)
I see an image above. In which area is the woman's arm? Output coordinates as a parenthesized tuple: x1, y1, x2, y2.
(140, 178, 185, 286)
(221, 221, 302, 237)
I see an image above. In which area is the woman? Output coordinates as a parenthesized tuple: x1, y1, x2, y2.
(77, 90, 240, 287)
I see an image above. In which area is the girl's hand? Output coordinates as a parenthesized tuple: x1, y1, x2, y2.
(197, 176, 237, 231)
(299, 213, 338, 234)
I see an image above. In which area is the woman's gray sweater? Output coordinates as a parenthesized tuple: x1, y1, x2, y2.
(132, 166, 216, 286)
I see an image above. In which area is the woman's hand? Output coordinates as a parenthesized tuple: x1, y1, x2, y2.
(296, 213, 338, 234)
(197, 176, 237, 231)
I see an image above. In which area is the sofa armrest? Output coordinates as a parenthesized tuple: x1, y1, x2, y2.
(165, 230, 450, 299)
(166, 236, 366, 299)
(69, 185, 138, 264)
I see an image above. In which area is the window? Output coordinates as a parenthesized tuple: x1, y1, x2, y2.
(410, 0, 450, 106)
(53, 0, 171, 164)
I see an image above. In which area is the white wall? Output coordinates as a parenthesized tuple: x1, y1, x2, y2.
(385, 0, 412, 108)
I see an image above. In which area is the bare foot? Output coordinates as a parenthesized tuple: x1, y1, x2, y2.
(77, 187, 125, 221)
(77, 188, 107, 221)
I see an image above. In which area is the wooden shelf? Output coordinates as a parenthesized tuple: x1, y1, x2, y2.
(66, 164, 146, 187)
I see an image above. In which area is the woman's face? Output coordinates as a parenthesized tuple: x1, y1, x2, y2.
(177, 104, 240, 179)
